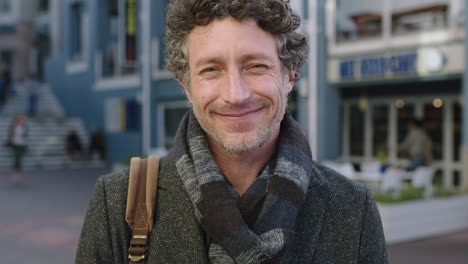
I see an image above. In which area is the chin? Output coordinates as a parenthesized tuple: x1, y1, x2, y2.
(219, 139, 264, 153)
(215, 129, 271, 154)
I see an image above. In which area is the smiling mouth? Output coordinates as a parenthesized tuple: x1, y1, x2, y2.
(215, 108, 262, 118)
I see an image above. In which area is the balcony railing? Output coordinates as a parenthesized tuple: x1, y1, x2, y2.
(337, 12, 382, 41)
(334, 1, 461, 44)
(392, 4, 448, 35)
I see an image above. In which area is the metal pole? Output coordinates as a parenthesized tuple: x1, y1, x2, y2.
(308, 0, 319, 159)
(141, 0, 151, 155)
(462, 3, 468, 190)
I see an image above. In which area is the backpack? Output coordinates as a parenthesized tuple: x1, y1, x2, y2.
(126, 156, 160, 264)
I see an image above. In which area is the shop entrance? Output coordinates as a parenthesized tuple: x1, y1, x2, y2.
(343, 95, 462, 189)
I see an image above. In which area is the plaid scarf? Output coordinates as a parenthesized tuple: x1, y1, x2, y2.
(175, 111, 312, 263)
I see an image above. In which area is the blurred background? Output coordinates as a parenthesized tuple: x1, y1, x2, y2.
(0, 0, 467, 263)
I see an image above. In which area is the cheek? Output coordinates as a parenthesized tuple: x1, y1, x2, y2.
(190, 82, 220, 109)
(249, 76, 286, 103)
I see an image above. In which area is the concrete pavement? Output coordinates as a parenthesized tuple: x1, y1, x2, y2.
(0, 168, 110, 264)
(0, 168, 467, 263)
(388, 229, 468, 264)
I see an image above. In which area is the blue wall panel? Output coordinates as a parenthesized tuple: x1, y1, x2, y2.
(106, 132, 142, 164)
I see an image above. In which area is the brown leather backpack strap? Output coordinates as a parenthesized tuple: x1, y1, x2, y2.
(126, 156, 160, 264)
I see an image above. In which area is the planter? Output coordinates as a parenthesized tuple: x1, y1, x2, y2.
(378, 195, 468, 244)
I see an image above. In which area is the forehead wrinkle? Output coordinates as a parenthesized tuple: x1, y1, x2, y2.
(194, 52, 277, 69)
(187, 18, 280, 71)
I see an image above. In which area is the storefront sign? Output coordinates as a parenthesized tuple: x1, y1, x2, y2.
(340, 53, 417, 80)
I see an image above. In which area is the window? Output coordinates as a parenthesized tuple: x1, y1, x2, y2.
(70, 2, 85, 61)
(424, 102, 443, 161)
(105, 97, 141, 133)
(0, 0, 10, 13)
(335, 0, 383, 42)
(39, 0, 49, 12)
(459, 0, 465, 26)
(0, 50, 13, 69)
(349, 105, 365, 156)
(453, 102, 461, 161)
(99, 0, 138, 78)
(392, 3, 448, 34)
(397, 104, 414, 159)
(158, 101, 190, 149)
(372, 105, 389, 158)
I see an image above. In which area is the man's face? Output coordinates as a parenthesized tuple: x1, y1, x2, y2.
(184, 17, 295, 153)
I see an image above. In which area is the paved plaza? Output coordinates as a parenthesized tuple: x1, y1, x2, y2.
(0, 168, 467, 263)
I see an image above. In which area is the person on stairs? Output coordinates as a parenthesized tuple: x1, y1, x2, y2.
(7, 113, 28, 185)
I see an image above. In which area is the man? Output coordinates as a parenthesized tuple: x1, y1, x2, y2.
(23, 74, 40, 117)
(76, 0, 388, 263)
(399, 118, 432, 170)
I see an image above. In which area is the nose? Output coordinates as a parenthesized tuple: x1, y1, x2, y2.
(221, 68, 251, 104)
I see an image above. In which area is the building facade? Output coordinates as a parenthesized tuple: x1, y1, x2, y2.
(45, 0, 177, 164)
(44, 0, 313, 165)
(322, 0, 467, 190)
(0, 0, 50, 81)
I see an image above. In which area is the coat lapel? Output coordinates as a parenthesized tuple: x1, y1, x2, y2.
(285, 172, 331, 263)
(146, 156, 210, 263)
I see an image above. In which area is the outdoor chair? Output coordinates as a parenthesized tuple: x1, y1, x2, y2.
(322, 161, 356, 179)
(381, 168, 404, 194)
(361, 161, 381, 173)
(411, 166, 435, 199)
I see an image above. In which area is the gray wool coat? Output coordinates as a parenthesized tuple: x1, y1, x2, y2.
(76, 154, 388, 264)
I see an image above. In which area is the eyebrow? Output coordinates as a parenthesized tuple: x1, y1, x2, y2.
(193, 52, 276, 69)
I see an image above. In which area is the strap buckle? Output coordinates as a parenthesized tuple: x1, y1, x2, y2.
(128, 234, 148, 262)
(128, 254, 145, 262)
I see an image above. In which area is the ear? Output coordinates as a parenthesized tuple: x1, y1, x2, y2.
(179, 79, 193, 103)
(286, 70, 296, 93)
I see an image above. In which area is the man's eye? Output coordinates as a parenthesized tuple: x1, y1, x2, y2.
(248, 64, 269, 71)
(201, 67, 217, 73)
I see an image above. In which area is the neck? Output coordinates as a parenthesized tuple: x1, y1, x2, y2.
(209, 129, 280, 196)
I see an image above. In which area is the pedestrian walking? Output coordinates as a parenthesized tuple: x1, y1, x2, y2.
(88, 130, 106, 161)
(6, 114, 28, 185)
(66, 130, 83, 160)
(23, 74, 40, 117)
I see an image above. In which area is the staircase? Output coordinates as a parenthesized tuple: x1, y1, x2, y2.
(1, 82, 65, 118)
(0, 83, 106, 171)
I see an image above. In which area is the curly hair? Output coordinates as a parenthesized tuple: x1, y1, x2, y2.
(165, 0, 308, 84)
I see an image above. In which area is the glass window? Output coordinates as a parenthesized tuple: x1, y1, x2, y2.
(123, 0, 137, 71)
(0, 50, 13, 69)
(124, 99, 141, 132)
(101, 0, 119, 77)
(0, 0, 10, 13)
(335, 0, 383, 42)
(105, 98, 141, 132)
(372, 105, 388, 158)
(70, 2, 85, 61)
(39, 0, 49, 12)
(459, 0, 465, 26)
(453, 170, 461, 187)
(424, 102, 443, 161)
(100, 0, 138, 77)
(162, 104, 190, 149)
(349, 105, 364, 156)
(397, 103, 414, 159)
(453, 102, 461, 161)
(391, 0, 449, 34)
